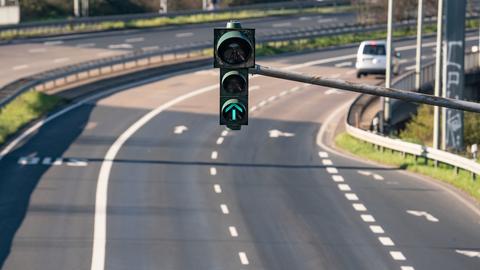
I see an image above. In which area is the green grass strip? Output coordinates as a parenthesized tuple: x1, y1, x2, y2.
(0, 91, 64, 144)
(335, 132, 480, 202)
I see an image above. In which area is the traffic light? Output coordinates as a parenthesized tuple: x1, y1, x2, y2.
(214, 21, 255, 130)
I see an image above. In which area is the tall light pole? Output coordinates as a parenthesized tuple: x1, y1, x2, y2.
(384, 0, 393, 128)
(415, 0, 423, 90)
(74, 0, 80, 17)
(433, 0, 443, 149)
(159, 0, 167, 13)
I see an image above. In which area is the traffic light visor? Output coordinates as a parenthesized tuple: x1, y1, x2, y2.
(216, 31, 253, 66)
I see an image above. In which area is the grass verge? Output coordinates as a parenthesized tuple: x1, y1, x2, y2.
(0, 91, 64, 145)
(335, 132, 480, 202)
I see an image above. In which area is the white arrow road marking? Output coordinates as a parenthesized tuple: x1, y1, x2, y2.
(269, 129, 295, 138)
(407, 210, 439, 222)
(174, 125, 188, 134)
(456, 250, 480, 258)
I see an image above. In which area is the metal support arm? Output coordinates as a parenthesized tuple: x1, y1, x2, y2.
(249, 64, 480, 113)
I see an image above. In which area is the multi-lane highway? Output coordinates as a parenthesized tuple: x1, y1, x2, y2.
(1, 30, 480, 269)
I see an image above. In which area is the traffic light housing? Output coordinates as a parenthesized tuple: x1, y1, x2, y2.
(214, 21, 255, 130)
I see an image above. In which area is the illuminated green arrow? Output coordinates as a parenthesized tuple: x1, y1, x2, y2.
(225, 103, 244, 121)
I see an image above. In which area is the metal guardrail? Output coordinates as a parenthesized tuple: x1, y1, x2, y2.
(346, 51, 480, 179)
(0, 0, 347, 38)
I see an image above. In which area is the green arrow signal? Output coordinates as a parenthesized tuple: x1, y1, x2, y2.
(225, 103, 244, 113)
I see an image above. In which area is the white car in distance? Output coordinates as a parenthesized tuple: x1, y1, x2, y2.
(355, 40, 400, 78)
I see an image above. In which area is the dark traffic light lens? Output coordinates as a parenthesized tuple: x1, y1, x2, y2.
(218, 37, 252, 65)
(222, 72, 246, 93)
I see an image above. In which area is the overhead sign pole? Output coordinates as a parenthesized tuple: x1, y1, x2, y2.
(441, 0, 466, 151)
(383, 0, 394, 131)
(433, 0, 444, 150)
(415, 0, 423, 90)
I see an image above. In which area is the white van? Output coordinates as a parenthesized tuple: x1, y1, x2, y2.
(355, 40, 399, 78)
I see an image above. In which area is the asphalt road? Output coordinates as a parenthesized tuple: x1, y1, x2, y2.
(1, 46, 480, 270)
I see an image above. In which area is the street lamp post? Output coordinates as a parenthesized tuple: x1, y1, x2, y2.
(415, 0, 423, 90)
(433, 0, 443, 149)
(383, 0, 394, 131)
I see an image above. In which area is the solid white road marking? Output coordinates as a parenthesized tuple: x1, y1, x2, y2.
(258, 101, 267, 107)
(378, 237, 395, 246)
(174, 125, 188, 134)
(335, 61, 353, 68)
(407, 210, 439, 222)
(373, 174, 384, 180)
(44, 40, 63, 46)
(53, 57, 70, 63)
(125, 37, 144, 43)
(455, 250, 480, 258)
(290, 86, 300, 92)
(176, 32, 194, 38)
(370, 225, 385, 234)
(210, 167, 217, 176)
(325, 89, 341, 95)
(361, 214, 376, 222)
(338, 184, 351, 191)
(269, 130, 295, 138)
(213, 184, 222, 193)
(401, 267, 415, 270)
(268, 96, 277, 102)
(326, 167, 338, 174)
(108, 43, 133, 49)
(238, 252, 249, 265)
(216, 137, 224, 145)
(221, 130, 228, 137)
(229, 226, 238, 237)
(272, 22, 291, 27)
(390, 251, 406, 261)
(77, 43, 96, 48)
(319, 151, 329, 158)
(345, 193, 359, 201)
(332, 175, 344, 182)
(352, 203, 367, 211)
(53, 158, 63, 165)
(12, 65, 29, 70)
(220, 204, 229, 214)
(211, 151, 218, 160)
(322, 159, 333, 165)
(279, 90, 288, 96)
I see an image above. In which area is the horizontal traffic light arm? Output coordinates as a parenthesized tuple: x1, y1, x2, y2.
(249, 64, 480, 114)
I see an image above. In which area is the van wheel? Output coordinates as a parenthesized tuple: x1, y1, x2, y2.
(356, 72, 362, 78)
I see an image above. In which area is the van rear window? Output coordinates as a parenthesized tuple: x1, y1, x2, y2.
(363, 45, 386, 55)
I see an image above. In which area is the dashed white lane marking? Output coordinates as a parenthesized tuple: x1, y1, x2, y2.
(401, 266, 415, 270)
(299, 16, 312, 21)
(378, 236, 395, 246)
(220, 204, 229, 214)
(12, 65, 29, 70)
(268, 96, 277, 102)
(174, 125, 188, 134)
(28, 48, 47, 53)
(66, 158, 88, 167)
(302, 83, 310, 87)
(290, 86, 300, 92)
(326, 167, 338, 174)
(221, 130, 228, 137)
(338, 184, 351, 191)
(345, 193, 359, 201)
(176, 32, 194, 38)
(258, 101, 267, 107)
(216, 137, 224, 145)
(369, 225, 385, 234)
(373, 174, 384, 180)
(406, 210, 439, 222)
(456, 250, 480, 258)
(358, 170, 372, 176)
(238, 252, 249, 265)
(76, 43, 96, 48)
(361, 214, 376, 223)
(319, 151, 329, 158)
(142, 46, 159, 51)
(249, 85, 260, 91)
(272, 22, 291, 27)
(210, 167, 217, 176)
(332, 175, 344, 182)
(250, 106, 257, 112)
(317, 18, 335, 23)
(322, 159, 333, 165)
(269, 130, 295, 138)
(335, 61, 353, 68)
(42, 157, 52, 165)
(19, 157, 85, 166)
(44, 40, 63, 46)
(125, 37, 144, 43)
(352, 203, 367, 211)
(211, 151, 218, 160)
(53, 57, 70, 63)
(213, 184, 222, 193)
(390, 251, 406, 261)
(229, 226, 239, 237)
(279, 90, 288, 96)
(108, 43, 133, 49)
(325, 89, 341, 95)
